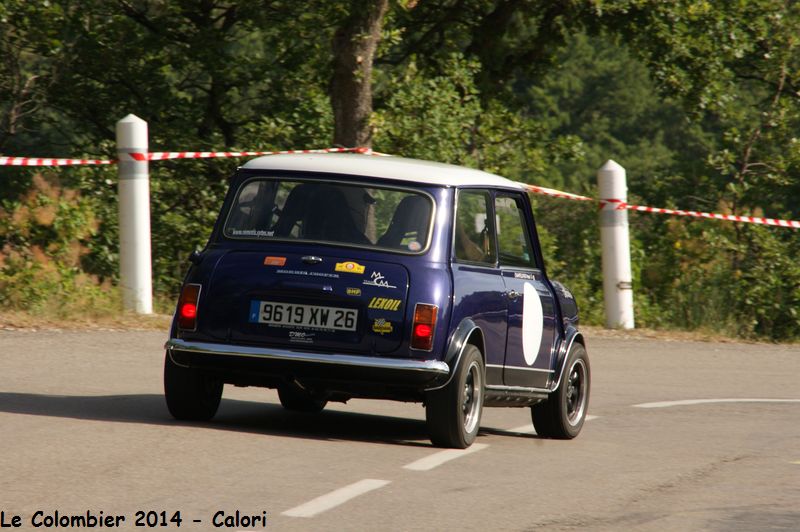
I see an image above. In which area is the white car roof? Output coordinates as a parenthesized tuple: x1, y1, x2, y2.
(241, 153, 524, 190)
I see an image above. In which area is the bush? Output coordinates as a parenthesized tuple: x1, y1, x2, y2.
(0, 173, 120, 318)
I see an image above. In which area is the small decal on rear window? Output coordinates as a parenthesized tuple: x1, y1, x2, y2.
(231, 229, 274, 237)
(335, 261, 366, 274)
(276, 269, 340, 279)
(372, 318, 394, 335)
(264, 256, 287, 266)
(368, 297, 401, 312)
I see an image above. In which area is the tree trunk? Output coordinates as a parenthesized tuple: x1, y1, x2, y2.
(331, 0, 389, 148)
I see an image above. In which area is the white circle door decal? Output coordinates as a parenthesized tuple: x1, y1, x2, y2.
(522, 281, 544, 366)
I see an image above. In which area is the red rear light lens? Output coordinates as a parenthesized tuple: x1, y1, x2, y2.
(177, 283, 201, 330)
(180, 303, 197, 320)
(411, 303, 438, 351)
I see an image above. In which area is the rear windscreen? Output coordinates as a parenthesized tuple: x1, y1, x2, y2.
(224, 178, 434, 253)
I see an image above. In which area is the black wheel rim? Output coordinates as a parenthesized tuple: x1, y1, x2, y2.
(565, 359, 587, 426)
(462, 360, 482, 434)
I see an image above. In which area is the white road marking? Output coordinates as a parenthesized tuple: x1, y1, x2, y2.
(634, 398, 800, 409)
(507, 415, 598, 434)
(281, 479, 390, 518)
(403, 443, 489, 471)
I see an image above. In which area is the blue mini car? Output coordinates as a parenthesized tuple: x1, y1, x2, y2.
(164, 154, 590, 448)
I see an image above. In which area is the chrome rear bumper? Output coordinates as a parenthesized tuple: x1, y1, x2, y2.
(165, 338, 449, 380)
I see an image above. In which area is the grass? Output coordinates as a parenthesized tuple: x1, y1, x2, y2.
(0, 309, 172, 331)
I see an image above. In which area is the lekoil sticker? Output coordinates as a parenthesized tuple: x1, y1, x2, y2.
(368, 297, 402, 311)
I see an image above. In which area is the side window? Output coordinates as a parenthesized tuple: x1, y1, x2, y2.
(454, 190, 496, 264)
(494, 195, 535, 268)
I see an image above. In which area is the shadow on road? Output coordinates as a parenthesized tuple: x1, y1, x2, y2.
(0, 391, 434, 447)
(479, 426, 539, 439)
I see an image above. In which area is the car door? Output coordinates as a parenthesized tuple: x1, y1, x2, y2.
(494, 193, 558, 389)
(449, 188, 507, 387)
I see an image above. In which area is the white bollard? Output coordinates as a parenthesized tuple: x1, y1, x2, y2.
(598, 160, 634, 329)
(116, 114, 153, 314)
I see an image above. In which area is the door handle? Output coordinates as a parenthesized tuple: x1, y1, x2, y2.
(506, 289, 520, 301)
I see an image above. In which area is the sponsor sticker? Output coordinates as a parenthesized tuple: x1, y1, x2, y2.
(288, 331, 315, 345)
(346, 287, 362, 297)
(368, 297, 401, 312)
(276, 269, 339, 279)
(514, 271, 535, 280)
(264, 256, 287, 266)
(232, 229, 274, 237)
(335, 261, 365, 274)
(407, 241, 422, 252)
(363, 271, 396, 289)
(372, 318, 393, 335)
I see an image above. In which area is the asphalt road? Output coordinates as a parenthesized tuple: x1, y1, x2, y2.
(1, 329, 799, 531)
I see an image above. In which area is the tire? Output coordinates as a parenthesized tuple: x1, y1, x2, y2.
(425, 344, 484, 448)
(531, 342, 590, 439)
(277, 383, 327, 413)
(164, 351, 223, 421)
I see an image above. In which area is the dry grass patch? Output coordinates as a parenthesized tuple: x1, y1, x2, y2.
(0, 310, 172, 332)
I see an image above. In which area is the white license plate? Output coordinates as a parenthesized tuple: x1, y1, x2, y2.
(253, 301, 358, 331)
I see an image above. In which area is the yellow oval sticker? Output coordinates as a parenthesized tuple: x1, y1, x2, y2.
(335, 261, 365, 274)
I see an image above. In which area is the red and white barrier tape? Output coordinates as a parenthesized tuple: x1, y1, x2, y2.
(125, 146, 385, 161)
(0, 156, 114, 166)
(0, 146, 384, 166)
(623, 203, 800, 228)
(2, 148, 796, 229)
(523, 184, 800, 229)
(525, 185, 594, 203)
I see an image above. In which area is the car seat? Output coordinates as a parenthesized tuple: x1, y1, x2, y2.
(376, 195, 431, 249)
(302, 186, 371, 245)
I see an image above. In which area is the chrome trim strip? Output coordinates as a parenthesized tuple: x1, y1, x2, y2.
(486, 384, 551, 394)
(486, 364, 553, 373)
(165, 339, 449, 375)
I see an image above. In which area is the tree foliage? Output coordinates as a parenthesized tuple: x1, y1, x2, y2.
(0, 0, 798, 338)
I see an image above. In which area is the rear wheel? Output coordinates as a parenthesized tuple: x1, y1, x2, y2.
(164, 352, 223, 421)
(531, 342, 590, 439)
(277, 382, 327, 413)
(425, 344, 484, 448)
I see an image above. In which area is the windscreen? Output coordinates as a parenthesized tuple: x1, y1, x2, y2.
(224, 178, 433, 253)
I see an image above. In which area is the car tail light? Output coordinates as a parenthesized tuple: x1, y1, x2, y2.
(177, 283, 201, 331)
(411, 303, 438, 351)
